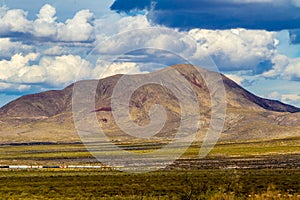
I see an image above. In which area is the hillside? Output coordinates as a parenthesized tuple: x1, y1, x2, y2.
(0, 64, 300, 143)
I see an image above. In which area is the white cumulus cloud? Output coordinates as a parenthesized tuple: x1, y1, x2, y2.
(0, 6, 32, 34)
(283, 58, 300, 80)
(0, 38, 33, 58)
(33, 4, 57, 38)
(0, 4, 95, 42)
(0, 82, 31, 93)
(95, 14, 151, 41)
(94, 60, 145, 79)
(93, 14, 278, 73)
(43, 46, 67, 56)
(263, 54, 300, 81)
(188, 28, 277, 71)
(0, 53, 93, 87)
(57, 9, 95, 42)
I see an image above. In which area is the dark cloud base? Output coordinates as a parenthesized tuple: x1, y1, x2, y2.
(111, 0, 300, 31)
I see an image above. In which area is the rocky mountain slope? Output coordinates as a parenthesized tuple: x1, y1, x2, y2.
(0, 64, 300, 143)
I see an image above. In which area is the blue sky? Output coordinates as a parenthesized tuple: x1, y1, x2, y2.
(0, 0, 300, 107)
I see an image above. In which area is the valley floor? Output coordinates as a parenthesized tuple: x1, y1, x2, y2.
(0, 137, 299, 199)
(0, 137, 299, 168)
(0, 169, 299, 199)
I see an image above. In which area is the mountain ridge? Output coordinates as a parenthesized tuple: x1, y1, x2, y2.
(1, 65, 300, 118)
(0, 64, 299, 143)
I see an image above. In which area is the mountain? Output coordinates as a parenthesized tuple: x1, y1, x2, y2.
(0, 64, 300, 144)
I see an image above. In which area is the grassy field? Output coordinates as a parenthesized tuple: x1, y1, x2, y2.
(0, 137, 299, 165)
(208, 137, 300, 157)
(0, 143, 91, 165)
(0, 169, 299, 199)
(0, 137, 299, 199)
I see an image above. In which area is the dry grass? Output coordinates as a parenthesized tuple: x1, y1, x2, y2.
(0, 169, 299, 199)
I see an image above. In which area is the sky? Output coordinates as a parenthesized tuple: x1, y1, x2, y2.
(0, 0, 300, 108)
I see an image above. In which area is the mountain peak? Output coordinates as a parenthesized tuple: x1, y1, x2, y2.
(0, 64, 299, 143)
